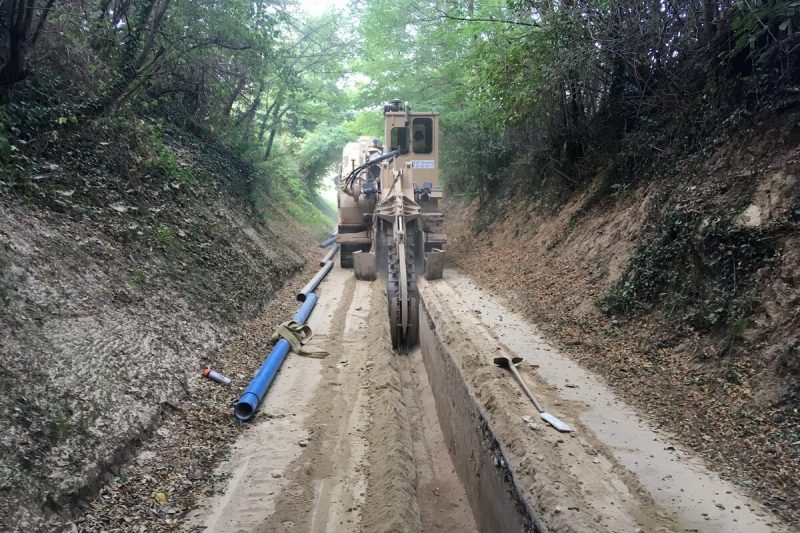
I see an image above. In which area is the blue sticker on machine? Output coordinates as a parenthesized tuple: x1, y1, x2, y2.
(411, 160, 435, 169)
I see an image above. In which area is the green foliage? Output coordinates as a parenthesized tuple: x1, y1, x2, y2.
(610, 183, 632, 200)
(0, 135, 10, 160)
(355, 0, 503, 190)
(342, 110, 384, 139)
(298, 123, 354, 191)
(293, 108, 385, 192)
(602, 210, 780, 333)
(46, 406, 81, 445)
(355, 0, 798, 203)
(128, 269, 146, 288)
(4, 0, 358, 216)
(730, 0, 800, 70)
(154, 224, 175, 244)
(144, 127, 195, 185)
(5, 0, 797, 231)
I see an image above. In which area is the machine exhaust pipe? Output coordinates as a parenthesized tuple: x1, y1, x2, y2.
(234, 293, 318, 422)
(297, 261, 333, 302)
(320, 243, 340, 267)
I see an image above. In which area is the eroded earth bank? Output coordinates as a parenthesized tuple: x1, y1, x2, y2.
(0, 129, 328, 531)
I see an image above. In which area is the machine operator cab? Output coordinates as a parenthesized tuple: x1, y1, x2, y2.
(382, 99, 441, 211)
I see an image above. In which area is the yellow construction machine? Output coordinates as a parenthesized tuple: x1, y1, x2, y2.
(336, 100, 446, 352)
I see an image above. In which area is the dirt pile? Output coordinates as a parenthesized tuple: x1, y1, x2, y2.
(445, 108, 800, 525)
(0, 125, 329, 531)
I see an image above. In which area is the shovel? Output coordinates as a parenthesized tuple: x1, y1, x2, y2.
(494, 355, 572, 433)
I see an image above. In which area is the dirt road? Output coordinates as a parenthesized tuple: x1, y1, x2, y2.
(186, 265, 476, 532)
(186, 263, 788, 532)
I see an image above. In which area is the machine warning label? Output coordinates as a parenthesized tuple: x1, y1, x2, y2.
(411, 160, 435, 169)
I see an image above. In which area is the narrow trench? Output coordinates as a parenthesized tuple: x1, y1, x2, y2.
(416, 291, 542, 533)
(187, 271, 531, 533)
(185, 271, 785, 533)
(364, 278, 533, 533)
(398, 348, 478, 532)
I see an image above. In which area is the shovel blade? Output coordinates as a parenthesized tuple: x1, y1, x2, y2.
(540, 411, 572, 433)
(493, 356, 523, 368)
(493, 356, 509, 368)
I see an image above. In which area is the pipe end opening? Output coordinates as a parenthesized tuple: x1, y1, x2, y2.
(234, 402, 254, 422)
(297, 293, 306, 302)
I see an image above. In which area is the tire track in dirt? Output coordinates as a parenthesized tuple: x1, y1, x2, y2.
(253, 269, 479, 533)
(250, 270, 391, 532)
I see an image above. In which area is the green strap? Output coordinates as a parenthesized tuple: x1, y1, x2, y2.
(271, 320, 329, 359)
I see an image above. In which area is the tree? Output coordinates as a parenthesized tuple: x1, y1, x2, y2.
(0, 0, 54, 98)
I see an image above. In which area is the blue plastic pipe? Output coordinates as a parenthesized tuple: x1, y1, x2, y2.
(297, 260, 333, 302)
(319, 234, 337, 248)
(320, 243, 340, 266)
(233, 293, 318, 422)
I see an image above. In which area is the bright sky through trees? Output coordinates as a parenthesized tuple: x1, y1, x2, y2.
(296, 0, 349, 17)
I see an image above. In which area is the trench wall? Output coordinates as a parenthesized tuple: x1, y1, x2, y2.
(419, 295, 544, 533)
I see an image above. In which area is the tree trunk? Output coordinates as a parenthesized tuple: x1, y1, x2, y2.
(236, 81, 264, 144)
(0, 0, 36, 96)
(134, 0, 172, 72)
(236, 82, 264, 127)
(263, 125, 279, 161)
(263, 101, 287, 161)
(702, 0, 716, 45)
(258, 97, 280, 141)
(29, 0, 53, 48)
(223, 71, 248, 119)
(89, 0, 158, 114)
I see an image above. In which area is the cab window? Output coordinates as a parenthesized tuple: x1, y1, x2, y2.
(390, 127, 409, 153)
(412, 118, 433, 154)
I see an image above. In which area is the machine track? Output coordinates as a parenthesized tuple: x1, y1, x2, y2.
(387, 227, 419, 353)
(340, 244, 355, 268)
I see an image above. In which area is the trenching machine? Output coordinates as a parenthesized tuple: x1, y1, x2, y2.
(336, 100, 446, 353)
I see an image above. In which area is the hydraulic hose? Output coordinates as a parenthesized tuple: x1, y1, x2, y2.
(233, 293, 318, 422)
(343, 148, 404, 191)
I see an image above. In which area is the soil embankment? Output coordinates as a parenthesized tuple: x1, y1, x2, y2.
(445, 110, 800, 526)
(0, 129, 330, 531)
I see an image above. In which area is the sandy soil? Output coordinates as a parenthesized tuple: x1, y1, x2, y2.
(185, 263, 476, 532)
(0, 191, 314, 532)
(182, 268, 349, 532)
(421, 273, 789, 532)
(401, 348, 477, 533)
(444, 123, 799, 526)
(74, 247, 324, 532)
(184, 262, 791, 532)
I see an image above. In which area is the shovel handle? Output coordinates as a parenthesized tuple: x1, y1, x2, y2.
(508, 363, 545, 413)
